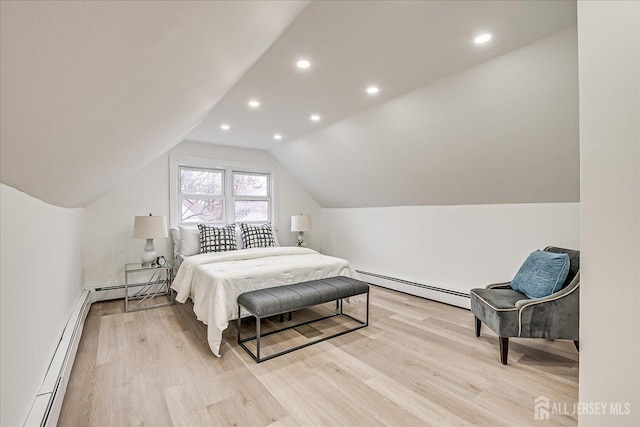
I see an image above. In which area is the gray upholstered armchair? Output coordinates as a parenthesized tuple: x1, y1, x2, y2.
(470, 246, 579, 365)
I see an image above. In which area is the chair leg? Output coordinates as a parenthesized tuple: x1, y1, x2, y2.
(474, 316, 481, 337)
(499, 337, 509, 365)
(574, 340, 579, 352)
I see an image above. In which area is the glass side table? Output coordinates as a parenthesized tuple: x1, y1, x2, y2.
(124, 263, 174, 312)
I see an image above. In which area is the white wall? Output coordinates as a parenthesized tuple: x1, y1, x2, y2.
(273, 26, 579, 208)
(0, 184, 85, 426)
(578, 1, 640, 426)
(322, 203, 580, 307)
(83, 141, 321, 288)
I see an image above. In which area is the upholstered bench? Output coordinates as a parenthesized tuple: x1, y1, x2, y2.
(237, 276, 370, 362)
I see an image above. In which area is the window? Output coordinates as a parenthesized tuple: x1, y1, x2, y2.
(179, 167, 225, 224)
(233, 172, 270, 222)
(171, 156, 275, 227)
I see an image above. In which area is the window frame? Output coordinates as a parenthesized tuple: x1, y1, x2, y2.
(169, 155, 277, 229)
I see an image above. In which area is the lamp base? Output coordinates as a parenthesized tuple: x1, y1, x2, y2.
(296, 231, 304, 247)
(141, 238, 157, 267)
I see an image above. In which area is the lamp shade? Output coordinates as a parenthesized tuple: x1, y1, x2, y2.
(133, 215, 168, 239)
(291, 214, 312, 232)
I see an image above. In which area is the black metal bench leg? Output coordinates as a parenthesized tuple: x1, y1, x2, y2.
(237, 305, 242, 344)
(256, 316, 261, 362)
(366, 291, 370, 325)
(475, 316, 481, 337)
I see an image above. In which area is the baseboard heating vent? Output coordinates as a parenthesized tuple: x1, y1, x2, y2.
(24, 289, 92, 427)
(356, 270, 471, 309)
(92, 283, 126, 302)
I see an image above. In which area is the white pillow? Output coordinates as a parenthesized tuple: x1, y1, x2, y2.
(178, 224, 201, 256)
(234, 225, 243, 249)
(170, 228, 181, 259)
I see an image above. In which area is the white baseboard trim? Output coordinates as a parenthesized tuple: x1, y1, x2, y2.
(24, 289, 92, 427)
(357, 270, 471, 309)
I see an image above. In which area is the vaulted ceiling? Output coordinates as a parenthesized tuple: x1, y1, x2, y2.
(0, 0, 308, 207)
(189, 1, 576, 151)
(1, 1, 578, 209)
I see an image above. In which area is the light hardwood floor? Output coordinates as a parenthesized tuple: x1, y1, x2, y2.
(58, 286, 578, 426)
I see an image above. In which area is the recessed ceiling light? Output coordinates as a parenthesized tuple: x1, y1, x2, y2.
(296, 59, 311, 69)
(248, 99, 260, 108)
(366, 86, 380, 95)
(274, 134, 283, 140)
(220, 124, 230, 130)
(310, 114, 321, 122)
(474, 33, 492, 44)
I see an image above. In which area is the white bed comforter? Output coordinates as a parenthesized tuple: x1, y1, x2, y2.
(171, 246, 358, 356)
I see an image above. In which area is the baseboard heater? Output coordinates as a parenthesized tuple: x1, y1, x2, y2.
(356, 270, 471, 309)
(92, 281, 161, 302)
(24, 289, 92, 427)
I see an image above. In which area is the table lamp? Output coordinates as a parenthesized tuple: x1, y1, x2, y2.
(133, 214, 168, 266)
(291, 214, 312, 246)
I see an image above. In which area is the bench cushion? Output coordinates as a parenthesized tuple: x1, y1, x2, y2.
(238, 276, 369, 317)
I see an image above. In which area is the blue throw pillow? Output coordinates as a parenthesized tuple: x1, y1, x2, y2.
(511, 250, 570, 299)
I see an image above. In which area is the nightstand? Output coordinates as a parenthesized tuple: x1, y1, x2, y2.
(124, 263, 174, 312)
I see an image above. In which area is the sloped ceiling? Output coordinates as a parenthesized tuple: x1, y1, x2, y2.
(1, 0, 578, 209)
(188, 0, 576, 150)
(187, 0, 579, 207)
(273, 27, 580, 207)
(0, 0, 308, 208)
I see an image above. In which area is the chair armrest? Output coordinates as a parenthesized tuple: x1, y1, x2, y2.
(486, 281, 512, 289)
(514, 281, 577, 310)
(516, 283, 580, 339)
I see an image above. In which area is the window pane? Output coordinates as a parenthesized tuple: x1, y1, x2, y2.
(181, 198, 224, 223)
(233, 173, 268, 196)
(234, 200, 269, 222)
(180, 168, 223, 195)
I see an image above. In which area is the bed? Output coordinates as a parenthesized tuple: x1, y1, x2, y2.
(171, 245, 359, 357)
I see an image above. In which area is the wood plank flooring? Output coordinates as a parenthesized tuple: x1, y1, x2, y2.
(58, 286, 578, 426)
